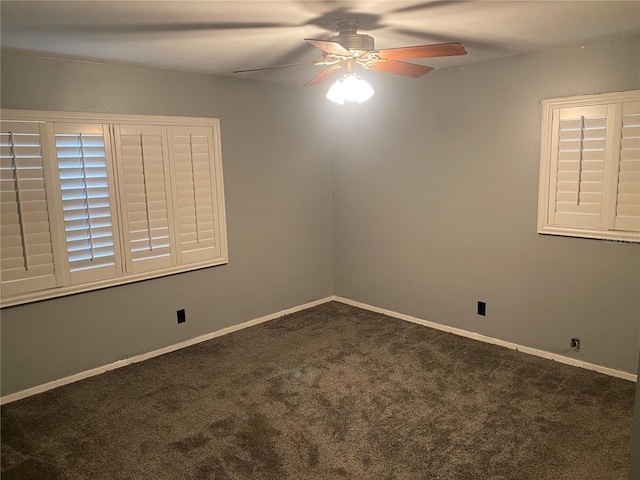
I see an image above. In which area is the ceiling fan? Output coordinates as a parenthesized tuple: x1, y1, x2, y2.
(234, 18, 467, 103)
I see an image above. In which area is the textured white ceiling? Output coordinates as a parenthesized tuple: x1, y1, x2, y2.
(1, 1, 639, 86)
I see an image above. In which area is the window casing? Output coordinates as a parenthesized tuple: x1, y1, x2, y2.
(0, 110, 228, 307)
(538, 90, 640, 242)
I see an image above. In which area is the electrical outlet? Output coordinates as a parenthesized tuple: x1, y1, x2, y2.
(177, 309, 186, 324)
(570, 337, 580, 352)
(477, 301, 486, 316)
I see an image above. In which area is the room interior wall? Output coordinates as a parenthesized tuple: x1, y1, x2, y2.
(2, 33, 639, 399)
(631, 350, 640, 480)
(0, 51, 335, 396)
(331, 33, 640, 375)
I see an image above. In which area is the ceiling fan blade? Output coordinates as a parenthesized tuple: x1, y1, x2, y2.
(389, 1, 458, 14)
(38, 22, 295, 35)
(368, 60, 434, 78)
(233, 61, 315, 74)
(304, 39, 353, 57)
(377, 42, 467, 61)
(392, 28, 506, 53)
(303, 65, 342, 87)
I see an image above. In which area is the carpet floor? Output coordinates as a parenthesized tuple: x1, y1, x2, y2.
(1, 301, 636, 479)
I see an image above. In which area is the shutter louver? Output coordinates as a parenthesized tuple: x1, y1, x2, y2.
(615, 101, 640, 232)
(0, 121, 57, 296)
(53, 123, 119, 284)
(116, 125, 173, 272)
(169, 126, 219, 263)
(551, 106, 608, 228)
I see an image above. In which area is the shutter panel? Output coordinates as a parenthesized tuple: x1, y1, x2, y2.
(549, 105, 608, 228)
(0, 121, 57, 296)
(53, 123, 120, 284)
(614, 101, 640, 232)
(115, 125, 174, 272)
(168, 126, 221, 263)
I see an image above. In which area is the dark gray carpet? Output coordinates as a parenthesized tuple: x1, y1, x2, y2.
(1, 301, 636, 479)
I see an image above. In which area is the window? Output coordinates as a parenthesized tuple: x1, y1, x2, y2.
(537, 90, 640, 242)
(0, 110, 227, 307)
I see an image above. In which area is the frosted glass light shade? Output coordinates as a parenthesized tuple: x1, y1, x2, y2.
(326, 77, 346, 104)
(326, 74, 374, 104)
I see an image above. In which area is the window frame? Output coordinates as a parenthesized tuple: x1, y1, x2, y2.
(1, 109, 228, 307)
(537, 90, 640, 243)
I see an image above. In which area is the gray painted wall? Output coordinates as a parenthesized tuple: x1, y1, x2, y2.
(1, 52, 334, 396)
(631, 351, 640, 479)
(331, 34, 640, 375)
(2, 34, 639, 399)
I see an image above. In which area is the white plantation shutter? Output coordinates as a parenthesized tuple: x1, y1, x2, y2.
(168, 126, 222, 263)
(549, 105, 608, 228)
(614, 101, 640, 232)
(0, 121, 57, 295)
(52, 123, 120, 284)
(0, 109, 227, 307)
(115, 125, 174, 272)
(539, 91, 640, 242)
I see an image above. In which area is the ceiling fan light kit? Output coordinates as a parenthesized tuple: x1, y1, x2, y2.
(324, 54, 375, 104)
(326, 74, 375, 104)
(234, 18, 467, 104)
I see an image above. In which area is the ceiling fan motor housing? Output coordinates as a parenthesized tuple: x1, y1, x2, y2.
(328, 19, 374, 55)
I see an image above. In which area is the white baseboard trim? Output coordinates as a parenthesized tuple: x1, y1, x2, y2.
(334, 296, 637, 382)
(0, 296, 334, 405)
(3, 294, 634, 405)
